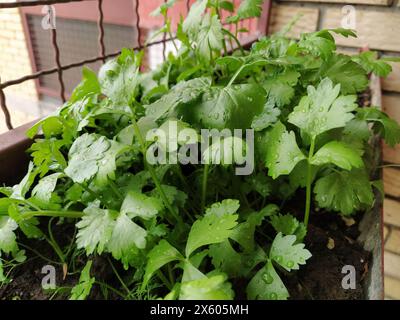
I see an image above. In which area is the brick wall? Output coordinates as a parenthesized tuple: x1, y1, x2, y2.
(0, 2, 38, 132)
(271, 0, 400, 299)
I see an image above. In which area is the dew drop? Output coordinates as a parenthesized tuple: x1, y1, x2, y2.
(269, 292, 278, 300)
(262, 273, 274, 284)
(287, 261, 294, 268)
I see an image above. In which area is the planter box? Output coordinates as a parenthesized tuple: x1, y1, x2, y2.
(0, 79, 384, 301)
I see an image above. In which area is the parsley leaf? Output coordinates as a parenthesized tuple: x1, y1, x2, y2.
(70, 260, 95, 300)
(310, 141, 364, 170)
(270, 232, 312, 271)
(314, 169, 374, 215)
(288, 77, 358, 139)
(185, 206, 238, 257)
(246, 259, 289, 300)
(265, 121, 306, 179)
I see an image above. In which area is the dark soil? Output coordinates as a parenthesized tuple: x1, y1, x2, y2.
(0, 209, 371, 300)
(285, 210, 370, 300)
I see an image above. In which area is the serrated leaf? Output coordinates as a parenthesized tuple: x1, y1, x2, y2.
(197, 13, 224, 61)
(269, 232, 312, 271)
(205, 199, 240, 217)
(0, 217, 18, 255)
(70, 260, 95, 300)
(265, 121, 306, 179)
(185, 210, 238, 257)
(288, 78, 358, 139)
(310, 141, 364, 170)
(31, 172, 63, 204)
(179, 273, 234, 300)
(182, 0, 207, 33)
(143, 240, 184, 287)
(98, 48, 141, 105)
(181, 83, 265, 130)
(357, 107, 400, 147)
(230, 204, 278, 252)
(121, 191, 163, 220)
(352, 51, 392, 77)
(251, 100, 281, 131)
(246, 259, 289, 300)
(318, 54, 369, 94)
(107, 213, 146, 269)
(76, 206, 116, 255)
(314, 169, 374, 215)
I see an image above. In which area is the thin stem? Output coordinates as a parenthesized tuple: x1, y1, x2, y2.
(201, 164, 210, 213)
(304, 138, 316, 227)
(108, 257, 131, 298)
(222, 28, 244, 55)
(227, 63, 246, 87)
(108, 178, 123, 200)
(130, 114, 180, 223)
(47, 218, 65, 263)
(157, 270, 172, 291)
(19, 210, 83, 221)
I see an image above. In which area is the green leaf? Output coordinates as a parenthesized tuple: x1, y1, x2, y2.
(185, 210, 238, 257)
(70, 260, 95, 300)
(318, 54, 369, 94)
(228, 0, 263, 22)
(270, 214, 300, 236)
(230, 204, 278, 252)
(265, 121, 306, 179)
(76, 206, 116, 255)
(143, 240, 184, 287)
(196, 13, 224, 61)
(0, 217, 18, 255)
(209, 240, 243, 278)
(246, 259, 289, 300)
(357, 107, 400, 147)
(31, 172, 63, 204)
(107, 213, 146, 269)
(288, 78, 358, 139)
(151, 0, 177, 16)
(237, 0, 263, 18)
(352, 51, 392, 77)
(251, 100, 281, 131)
(298, 30, 336, 60)
(179, 273, 234, 300)
(11, 162, 37, 200)
(69, 67, 101, 104)
(8, 204, 43, 239)
(121, 191, 163, 220)
(263, 69, 300, 108)
(98, 49, 141, 105)
(26, 116, 64, 140)
(310, 141, 364, 170)
(65, 133, 128, 185)
(205, 199, 240, 217)
(269, 232, 312, 271)
(146, 77, 211, 122)
(182, 0, 207, 33)
(314, 169, 374, 215)
(182, 83, 265, 130)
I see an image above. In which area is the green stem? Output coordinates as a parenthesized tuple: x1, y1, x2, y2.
(19, 210, 83, 221)
(222, 29, 244, 55)
(130, 114, 180, 223)
(108, 179, 123, 200)
(157, 270, 173, 291)
(108, 257, 131, 298)
(201, 164, 210, 213)
(304, 138, 316, 227)
(227, 63, 246, 87)
(47, 218, 65, 263)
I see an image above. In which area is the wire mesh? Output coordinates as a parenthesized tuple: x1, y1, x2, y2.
(0, 0, 271, 131)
